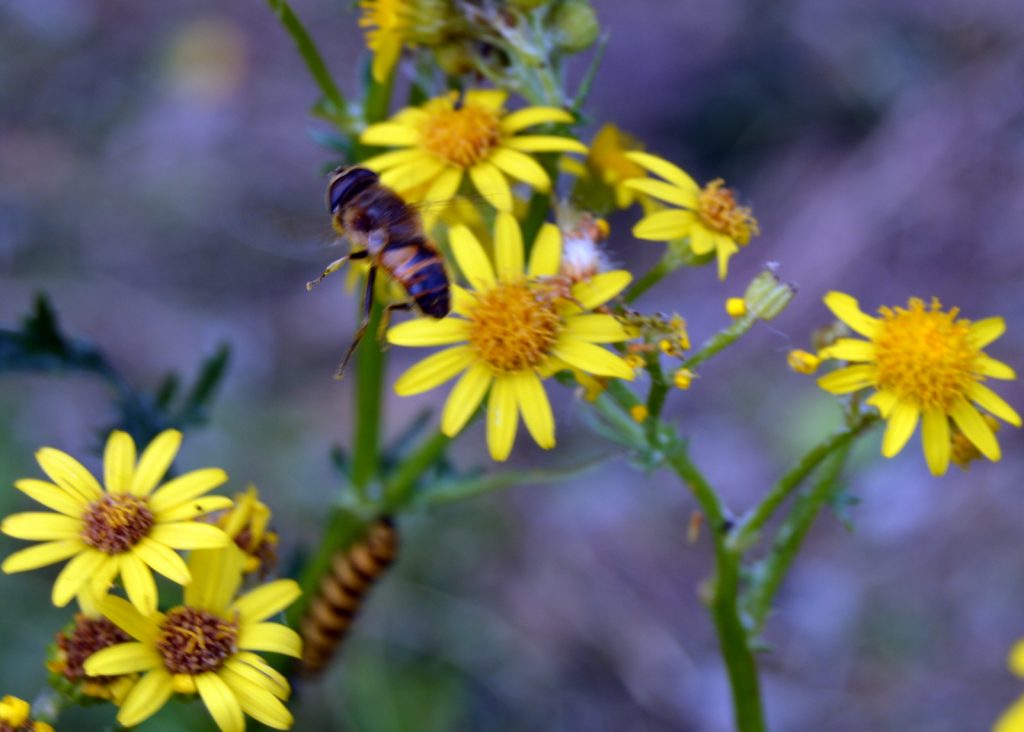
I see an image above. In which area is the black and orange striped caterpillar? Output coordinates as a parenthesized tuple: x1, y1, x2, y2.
(300, 517, 399, 673)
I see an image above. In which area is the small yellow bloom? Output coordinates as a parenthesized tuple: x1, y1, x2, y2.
(1, 430, 233, 614)
(625, 152, 759, 279)
(388, 212, 635, 461)
(562, 123, 647, 210)
(817, 292, 1020, 476)
(725, 297, 747, 318)
(217, 486, 278, 576)
(673, 368, 695, 390)
(0, 696, 30, 727)
(85, 547, 301, 732)
(624, 354, 646, 370)
(359, 0, 451, 83)
(630, 404, 649, 423)
(361, 89, 586, 217)
(787, 349, 821, 375)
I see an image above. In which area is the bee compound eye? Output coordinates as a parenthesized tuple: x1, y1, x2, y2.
(328, 167, 379, 213)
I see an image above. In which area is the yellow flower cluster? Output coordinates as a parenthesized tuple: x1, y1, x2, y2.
(1, 431, 300, 732)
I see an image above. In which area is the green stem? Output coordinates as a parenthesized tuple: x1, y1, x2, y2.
(681, 313, 759, 372)
(743, 444, 852, 637)
(624, 257, 675, 305)
(666, 446, 765, 732)
(351, 301, 385, 495)
(381, 428, 452, 511)
(728, 415, 877, 551)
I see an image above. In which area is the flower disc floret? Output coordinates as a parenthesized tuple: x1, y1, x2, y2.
(81, 495, 155, 554)
(158, 607, 239, 675)
(420, 103, 501, 168)
(468, 282, 561, 372)
(816, 292, 1020, 476)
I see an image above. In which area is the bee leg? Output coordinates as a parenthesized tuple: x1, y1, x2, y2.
(307, 250, 369, 291)
(377, 302, 414, 348)
(335, 265, 377, 380)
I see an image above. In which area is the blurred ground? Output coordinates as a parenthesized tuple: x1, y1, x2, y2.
(1, 1, 1023, 730)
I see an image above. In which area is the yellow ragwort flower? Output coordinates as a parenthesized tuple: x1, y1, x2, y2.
(561, 123, 647, 210)
(359, 0, 451, 83)
(218, 486, 279, 576)
(817, 292, 1020, 476)
(360, 89, 586, 214)
(387, 212, 635, 461)
(49, 598, 137, 705)
(84, 547, 301, 732)
(995, 640, 1024, 731)
(0, 695, 52, 732)
(1, 430, 233, 614)
(625, 152, 759, 279)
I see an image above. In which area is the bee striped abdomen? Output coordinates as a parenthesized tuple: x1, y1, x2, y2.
(300, 518, 399, 674)
(382, 237, 451, 318)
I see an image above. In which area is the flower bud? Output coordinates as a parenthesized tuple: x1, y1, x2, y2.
(725, 297, 747, 318)
(744, 267, 796, 321)
(550, 0, 599, 52)
(787, 350, 820, 375)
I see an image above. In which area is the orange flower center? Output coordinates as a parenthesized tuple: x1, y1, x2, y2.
(468, 282, 561, 372)
(697, 179, 759, 244)
(873, 298, 979, 411)
(420, 102, 502, 168)
(81, 495, 154, 554)
(157, 607, 239, 675)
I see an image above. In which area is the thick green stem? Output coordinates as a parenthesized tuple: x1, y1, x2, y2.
(351, 301, 385, 495)
(624, 257, 675, 305)
(667, 446, 766, 732)
(681, 313, 759, 372)
(743, 444, 852, 637)
(382, 428, 452, 511)
(729, 415, 877, 551)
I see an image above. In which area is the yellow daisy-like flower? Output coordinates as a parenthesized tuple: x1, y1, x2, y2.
(387, 212, 635, 461)
(562, 123, 647, 210)
(217, 486, 278, 576)
(624, 152, 759, 279)
(360, 89, 587, 214)
(0, 695, 53, 732)
(1, 430, 233, 614)
(817, 292, 1020, 476)
(84, 547, 301, 732)
(359, 0, 451, 83)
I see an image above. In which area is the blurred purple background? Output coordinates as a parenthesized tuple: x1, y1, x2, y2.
(1, 1, 1022, 730)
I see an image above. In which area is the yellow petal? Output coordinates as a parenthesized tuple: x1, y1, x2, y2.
(494, 211, 524, 282)
(97, 594, 159, 643)
(450, 285, 474, 317)
(360, 121, 419, 147)
(132, 537, 191, 585)
(2, 539, 84, 574)
(624, 152, 700, 192)
(486, 377, 518, 462)
(512, 372, 555, 449)
(130, 429, 183, 497)
(995, 695, 1024, 732)
(881, 401, 919, 458)
(359, 148, 424, 173)
(103, 431, 136, 494)
(379, 156, 448, 193)
(976, 356, 1016, 380)
(229, 653, 290, 700)
(715, 236, 739, 280)
(149, 522, 231, 550)
(920, 409, 951, 476)
(238, 623, 303, 658)
(156, 495, 234, 523)
(823, 292, 879, 338)
(421, 166, 463, 209)
(195, 672, 246, 732)
(571, 271, 632, 310)
(394, 347, 474, 396)
(13, 480, 85, 517)
(866, 390, 899, 417)
(117, 668, 174, 728)
(441, 363, 493, 437)
(387, 317, 470, 347)
(633, 210, 694, 241)
(820, 338, 875, 362)
(35, 448, 103, 502)
(186, 547, 245, 614)
(623, 178, 698, 208)
(464, 88, 508, 112)
(505, 135, 588, 154)
(563, 314, 631, 343)
(689, 224, 716, 255)
(527, 222, 562, 277)
(500, 106, 574, 134)
(968, 316, 1005, 348)
(1009, 641, 1024, 677)
(370, 32, 400, 83)
(950, 399, 1000, 461)
(816, 365, 876, 394)
(121, 551, 159, 615)
(84, 642, 162, 676)
(2, 512, 82, 541)
(552, 338, 635, 380)
(230, 579, 301, 625)
(52, 549, 108, 607)
(469, 160, 513, 212)
(489, 147, 551, 192)
(89, 553, 122, 597)
(219, 667, 293, 730)
(449, 225, 496, 290)
(148, 468, 229, 513)
(969, 382, 1022, 427)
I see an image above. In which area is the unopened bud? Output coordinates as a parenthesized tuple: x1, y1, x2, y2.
(673, 368, 695, 390)
(550, 0, 599, 52)
(787, 350, 820, 375)
(725, 297, 747, 318)
(630, 404, 649, 423)
(744, 267, 796, 321)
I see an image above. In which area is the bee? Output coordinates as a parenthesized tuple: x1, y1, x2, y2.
(308, 166, 451, 377)
(300, 517, 399, 674)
